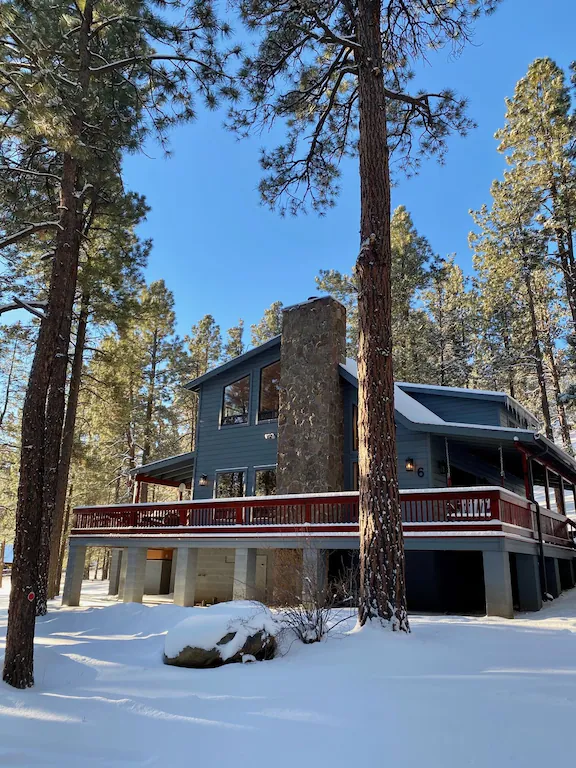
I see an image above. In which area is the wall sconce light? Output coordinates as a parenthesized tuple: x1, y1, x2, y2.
(405, 458, 415, 472)
(199, 474, 209, 487)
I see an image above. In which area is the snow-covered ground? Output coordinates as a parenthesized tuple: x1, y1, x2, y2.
(1, 579, 576, 767)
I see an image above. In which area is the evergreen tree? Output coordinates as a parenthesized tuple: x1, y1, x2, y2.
(495, 59, 576, 334)
(0, 0, 231, 687)
(423, 257, 473, 388)
(232, 0, 499, 630)
(250, 301, 283, 346)
(223, 320, 246, 360)
(317, 206, 435, 378)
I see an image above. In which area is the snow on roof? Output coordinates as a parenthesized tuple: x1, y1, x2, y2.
(393, 384, 446, 425)
(339, 360, 445, 426)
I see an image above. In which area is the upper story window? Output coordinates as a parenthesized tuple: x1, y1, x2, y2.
(222, 376, 250, 426)
(352, 404, 358, 451)
(258, 361, 280, 421)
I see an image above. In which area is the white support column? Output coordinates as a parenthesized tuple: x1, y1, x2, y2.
(108, 549, 122, 596)
(302, 547, 327, 605)
(62, 544, 87, 607)
(483, 550, 514, 618)
(122, 547, 147, 603)
(233, 548, 257, 601)
(173, 548, 198, 607)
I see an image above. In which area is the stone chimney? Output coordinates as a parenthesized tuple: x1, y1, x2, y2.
(276, 296, 346, 494)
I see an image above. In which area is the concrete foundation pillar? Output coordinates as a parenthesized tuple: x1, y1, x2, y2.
(62, 544, 87, 607)
(122, 547, 147, 603)
(545, 557, 561, 598)
(233, 548, 257, 600)
(302, 548, 327, 605)
(515, 554, 542, 612)
(118, 547, 128, 601)
(169, 549, 178, 594)
(108, 549, 122, 596)
(173, 548, 198, 607)
(483, 550, 514, 618)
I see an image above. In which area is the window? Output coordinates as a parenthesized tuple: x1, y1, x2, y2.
(258, 361, 280, 421)
(352, 404, 358, 451)
(255, 467, 277, 496)
(222, 375, 250, 425)
(215, 470, 246, 498)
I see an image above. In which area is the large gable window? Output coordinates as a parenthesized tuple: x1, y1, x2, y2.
(258, 361, 280, 421)
(215, 470, 246, 498)
(222, 375, 250, 425)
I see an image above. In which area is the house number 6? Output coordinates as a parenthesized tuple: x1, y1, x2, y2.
(417, 467, 425, 478)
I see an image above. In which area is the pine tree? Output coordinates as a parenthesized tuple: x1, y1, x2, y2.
(250, 301, 283, 346)
(223, 320, 246, 360)
(0, 0, 231, 688)
(231, 0, 499, 631)
(316, 206, 435, 378)
(495, 59, 576, 334)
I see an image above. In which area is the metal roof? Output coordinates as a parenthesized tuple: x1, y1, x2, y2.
(130, 451, 195, 485)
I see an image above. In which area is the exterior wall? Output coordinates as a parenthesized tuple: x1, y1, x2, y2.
(277, 297, 346, 494)
(343, 381, 432, 490)
(192, 345, 280, 500)
(407, 391, 503, 427)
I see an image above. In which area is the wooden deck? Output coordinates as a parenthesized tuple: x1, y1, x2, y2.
(72, 487, 576, 548)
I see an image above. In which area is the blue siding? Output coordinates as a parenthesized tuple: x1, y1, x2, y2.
(407, 392, 503, 427)
(342, 382, 432, 490)
(193, 347, 280, 499)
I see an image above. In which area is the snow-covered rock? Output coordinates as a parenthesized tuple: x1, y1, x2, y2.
(163, 601, 279, 668)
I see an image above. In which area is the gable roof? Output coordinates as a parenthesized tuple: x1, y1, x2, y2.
(184, 336, 281, 391)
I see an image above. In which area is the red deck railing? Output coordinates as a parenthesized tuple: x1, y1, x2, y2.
(71, 487, 576, 548)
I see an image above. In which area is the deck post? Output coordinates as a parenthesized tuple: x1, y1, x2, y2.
(62, 543, 87, 607)
(122, 547, 147, 603)
(302, 547, 327, 605)
(515, 554, 542, 612)
(173, 548, 198, 607)
(233, 548, 257, 600)
(545, 557, 562, 598)
(482, 550, 514, 618)
(108, 548, 122, 596)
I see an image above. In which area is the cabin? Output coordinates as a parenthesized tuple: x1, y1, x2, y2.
(65, 297, 576, 617)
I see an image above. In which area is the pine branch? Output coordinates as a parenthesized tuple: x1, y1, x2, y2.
(0, 221, 62, 250)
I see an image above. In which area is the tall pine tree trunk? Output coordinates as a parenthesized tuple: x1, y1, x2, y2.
(48, 296, 89, 599)
(355, 0, 408, 631)
(139, 329, 158, 503)
(543, 330, 572, 450)
(522, 259, 553, 440)
(3, 153, 81, 688)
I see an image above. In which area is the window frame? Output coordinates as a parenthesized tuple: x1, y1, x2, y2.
(352, 403, 358, 451)
(257, 359, 281, 424)
(214, 467, 248, 499)
(253, 464, 278, 497)
(220, 373, 251, 428)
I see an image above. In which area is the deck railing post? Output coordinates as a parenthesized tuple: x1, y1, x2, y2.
(235, 505, 243, 525)
(305, 503, 311, 524)
(179, 508, 187, 527)
(129, 508, 137, 527)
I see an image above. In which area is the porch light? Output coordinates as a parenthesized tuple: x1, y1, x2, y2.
(199, 474, 209, 487)
(405, 458, 415, 472)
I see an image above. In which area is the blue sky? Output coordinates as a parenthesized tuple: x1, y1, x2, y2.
(123, 0, 576, 340)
